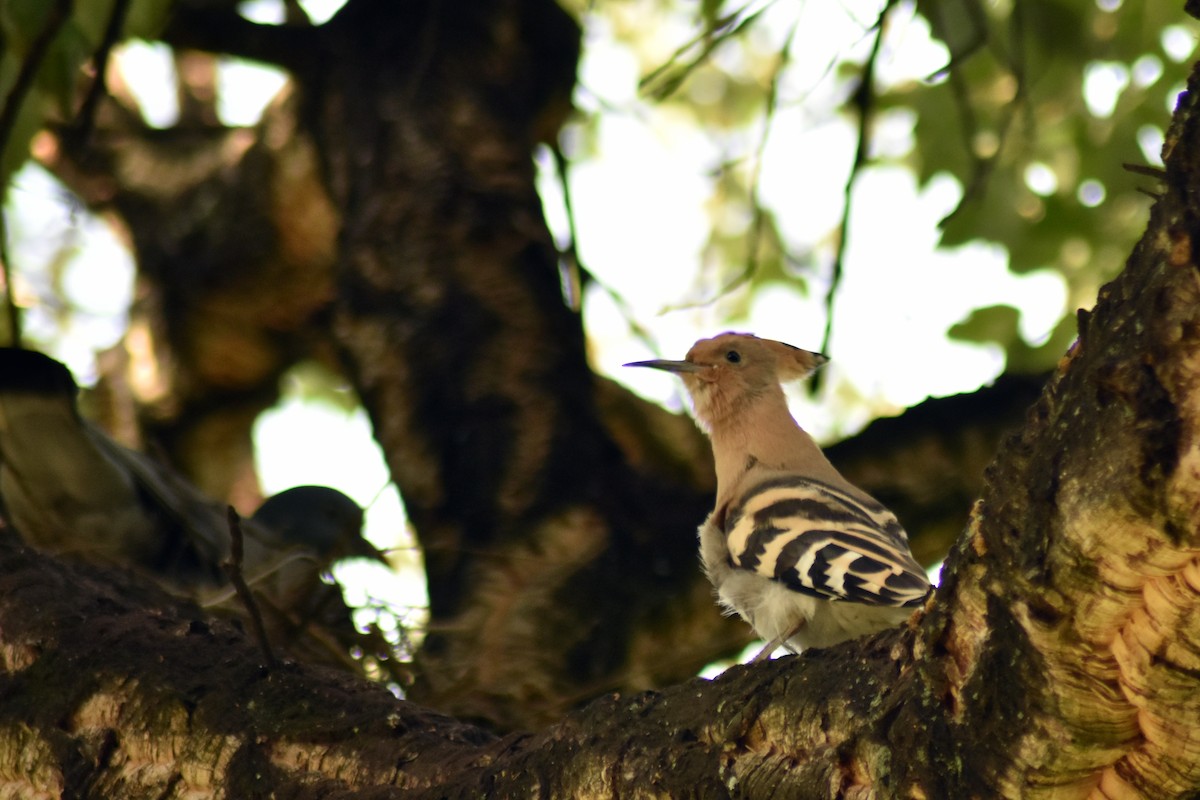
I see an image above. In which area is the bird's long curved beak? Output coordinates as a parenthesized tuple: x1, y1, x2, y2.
(623, 359, 702, 374)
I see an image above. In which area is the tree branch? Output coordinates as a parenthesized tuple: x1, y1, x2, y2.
(0, 0, 72, 348)
(820, 0, 897, 359)
(162, 5, 319, 71)
(0, 0, 71, 165)
(0, 533, 921, 797)
(67, 0, 131, 149)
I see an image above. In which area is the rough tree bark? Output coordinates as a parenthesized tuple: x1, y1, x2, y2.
(32, 0, 1049, 735)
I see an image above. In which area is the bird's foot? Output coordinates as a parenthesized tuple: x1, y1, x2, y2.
(749, 622, 805, 663)
(750, 638, 784, 663)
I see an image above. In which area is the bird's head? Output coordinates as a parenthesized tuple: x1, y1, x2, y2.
(0, 348, 79, 402)
(625, 332, 827, 429)
(0, 349, 82, 445)
(251, 485, 385, 563)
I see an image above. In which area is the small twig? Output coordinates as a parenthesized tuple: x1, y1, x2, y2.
(0, 210, 19, 347)
(639, 0, 776, 102)
(549, 140, 658, 353)
(937, 0, 1028, 230)
(224, 507, 278, 669)
(0, 0, 72, 164)
(201, 549, 320, 607)
(1007, 0, 1033, 152)
(659, 20, 800, 314)
(0, 0, 72, 348)
(740, 22, 797, 292)
(819, 0, 898, 362)
(550, 142, 583, 311)
(937, 64, 992, 227)
(70, 0, 132, 149)
(924, 0, 989, 82)
(740, 22, 805, 292)
(1123, 163, 1167, 180)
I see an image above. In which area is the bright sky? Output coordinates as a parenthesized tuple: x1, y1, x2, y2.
(560, 0, 1071, 439)
(5, 0, 1182, 661)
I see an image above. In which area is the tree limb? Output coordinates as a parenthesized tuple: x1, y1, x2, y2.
(0, 532, 919, 798)
(162, 4, 319, 70)
(67, 0, 131, 149)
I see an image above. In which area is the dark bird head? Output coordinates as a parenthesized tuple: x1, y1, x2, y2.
(251, 485, 385, 563)
(0, 348, 79, 399)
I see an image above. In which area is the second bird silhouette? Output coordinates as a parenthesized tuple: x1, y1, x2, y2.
(0, 348, 383, 613)
(627, 332, 931, 659)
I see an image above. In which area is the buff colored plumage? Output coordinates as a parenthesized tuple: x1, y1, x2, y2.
(627, 332, 930, 658)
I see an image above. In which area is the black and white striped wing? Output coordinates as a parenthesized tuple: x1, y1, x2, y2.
(724, 476, 931, 606)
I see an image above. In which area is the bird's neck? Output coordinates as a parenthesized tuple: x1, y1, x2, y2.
(706, 389, 840, 508)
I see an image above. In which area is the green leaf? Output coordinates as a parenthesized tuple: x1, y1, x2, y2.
(0, 70, 47, 189)
(948, 304, 1021, 346)
(37, 19, 93, 114)
(123, 0, 172, 40)
(1, 0, 58, 52)
(949, 304, 1077, 373)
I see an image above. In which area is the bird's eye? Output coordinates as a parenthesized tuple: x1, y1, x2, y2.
(725, 350, 741, 364)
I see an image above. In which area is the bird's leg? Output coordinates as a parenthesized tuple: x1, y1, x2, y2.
(624, 334, 931, 657)
(750, 621, 805, 663)
(750, 639, 782, 663)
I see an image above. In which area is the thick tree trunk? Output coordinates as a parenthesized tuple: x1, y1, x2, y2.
(296, 0, 734, 729)
(45, 86, 342, 510)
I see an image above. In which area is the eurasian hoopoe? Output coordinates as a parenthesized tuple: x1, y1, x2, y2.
(626, 332, 930, 658)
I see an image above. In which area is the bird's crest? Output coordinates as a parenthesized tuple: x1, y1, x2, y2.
(696, 332, 827, 383)
(757, 336, 828, 383)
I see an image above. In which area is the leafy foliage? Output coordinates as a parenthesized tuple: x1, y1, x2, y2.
(564, 0, 1191, 372)
(0, 0, 1194, 375)
(0, 0, 170, 188)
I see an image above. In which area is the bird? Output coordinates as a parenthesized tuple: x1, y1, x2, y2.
(0, 347, 396, 671)
(233, 484, 386, 621)
(626, 332, 931, 658)
(0, 348, 384, 611)
(0, 347, 175, 568)
(251, 485, 376, 562)
(229, 485, 390, 669)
